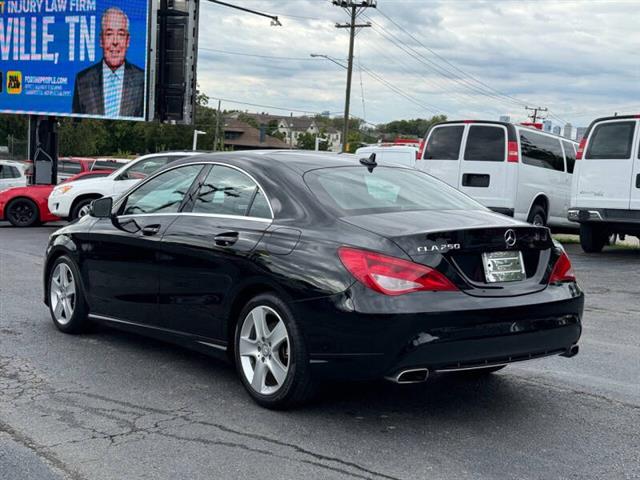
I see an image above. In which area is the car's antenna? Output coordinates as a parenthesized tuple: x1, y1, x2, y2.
(359, 153, 377, 172)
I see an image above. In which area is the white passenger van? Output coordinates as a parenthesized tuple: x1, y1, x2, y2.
(568, 114, 640, 252)
(417, 120, 578, 229)
(355, 145, 417, 168)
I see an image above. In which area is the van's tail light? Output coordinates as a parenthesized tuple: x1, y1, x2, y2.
(417, 140, 425, 160)
(338, 247, 458, 295)
(576, 138, 587, 160)
(549, 251, 576, 284)
(507, 141, 519, 162)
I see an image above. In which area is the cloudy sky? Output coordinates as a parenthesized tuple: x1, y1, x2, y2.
(196, 0, 639, 128)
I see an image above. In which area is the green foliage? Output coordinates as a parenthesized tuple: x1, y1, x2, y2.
(377, 115, 447, 138)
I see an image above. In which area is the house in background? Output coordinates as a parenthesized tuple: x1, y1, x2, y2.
(223, 119, 290, 150)
(277, 118, 342, 152)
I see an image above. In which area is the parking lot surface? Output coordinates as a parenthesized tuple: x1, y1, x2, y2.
(1, 224, 639, 480)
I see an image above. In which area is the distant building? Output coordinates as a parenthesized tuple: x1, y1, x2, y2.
(543, 120, 553, 132)
(222, 119, 290, 150)
(499, 115, 511, 123)
(576, 127, 587, 141)
(277, 117, 341, 152)
(553, 126, 562, 135)
(563, 123, 573, 139)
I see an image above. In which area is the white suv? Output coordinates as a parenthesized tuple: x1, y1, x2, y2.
(49, 152, 200, 220)
(568, 114, 640, 252)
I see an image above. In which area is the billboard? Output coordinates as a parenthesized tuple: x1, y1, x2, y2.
(0, 0, 150, 120)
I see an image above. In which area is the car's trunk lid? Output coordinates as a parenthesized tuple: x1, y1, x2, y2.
(341, 209, 554, 297)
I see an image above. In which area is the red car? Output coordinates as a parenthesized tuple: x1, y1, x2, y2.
(0, 170, 112, 227)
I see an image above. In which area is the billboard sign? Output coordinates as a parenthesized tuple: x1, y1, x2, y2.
(0, 0, 150, 120)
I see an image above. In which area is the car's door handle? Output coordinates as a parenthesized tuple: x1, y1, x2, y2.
(141, 224, 161, 236)
(214, 232, 239, 246)
(636, 174, 640, 189)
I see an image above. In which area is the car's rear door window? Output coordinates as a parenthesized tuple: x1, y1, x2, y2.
(520, 131, 565, 171)
(0, 165, 21, 178)
(59, 160, 82, 175)
(562, 140, 576, 174)
(423, 126, 464, 160)
(193, 165, 271, 218)
(463, 125, 506, 162)
(305, 166, 483, 216)
(586, 121, 635, 160)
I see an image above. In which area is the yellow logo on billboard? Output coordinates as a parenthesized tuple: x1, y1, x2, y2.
(7, 71, 22, 95)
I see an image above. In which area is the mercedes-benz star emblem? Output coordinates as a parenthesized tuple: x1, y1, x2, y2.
(504, 229, 517, 248)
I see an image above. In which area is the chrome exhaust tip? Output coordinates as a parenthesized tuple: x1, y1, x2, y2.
(560, 345, 579, 358)
(385, 368, 429, 384)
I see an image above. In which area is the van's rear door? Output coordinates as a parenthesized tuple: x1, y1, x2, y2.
(458, 123, 514, 211)
(418, 124, 464, 187)
(627, 122, 640, 210)
(577, 119, 637, 209)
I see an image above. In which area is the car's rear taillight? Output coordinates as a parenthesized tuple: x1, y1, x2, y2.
(576, 138, 587, 160)
(338, 247, 458, 295)
(549, 251, 576, 284)
(507, 141, 519, 162)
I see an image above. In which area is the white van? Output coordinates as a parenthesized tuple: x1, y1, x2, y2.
(417, 120, 578, 228)
(355, 145, 417, 168)
(568, 114, 640, 252)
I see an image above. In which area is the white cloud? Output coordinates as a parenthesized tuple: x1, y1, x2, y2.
(196, 0, 640, 127)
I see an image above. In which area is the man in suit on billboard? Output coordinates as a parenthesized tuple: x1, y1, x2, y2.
(72, 7, 145, 118)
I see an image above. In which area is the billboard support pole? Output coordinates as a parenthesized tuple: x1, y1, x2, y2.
(29, 116, 58, 186)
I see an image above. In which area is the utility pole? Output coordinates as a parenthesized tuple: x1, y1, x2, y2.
(333, 0, 376, 153)
(525, 106, 548, 124)
(213, 99, 222, 151)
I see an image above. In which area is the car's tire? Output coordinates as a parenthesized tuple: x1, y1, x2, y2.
(527, 204, 547, 227)
(580, 223, 607, 253)
(5, 198, 40, 227)
(47, 256, 90, 334)
(234, 293, 316, 409)
(70, 197, 97, 221)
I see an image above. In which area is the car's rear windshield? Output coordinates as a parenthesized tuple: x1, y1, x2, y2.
(304, 166, 484, 216)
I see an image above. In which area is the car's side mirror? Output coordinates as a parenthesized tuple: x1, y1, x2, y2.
(90, 197, 113, 218)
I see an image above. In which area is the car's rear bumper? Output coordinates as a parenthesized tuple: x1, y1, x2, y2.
(568, 208, 640, 233)
(295, 283, 584, 381)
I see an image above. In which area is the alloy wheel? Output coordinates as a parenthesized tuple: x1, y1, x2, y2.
(238, 305, 290, 395)
(50, 263, 76, 325)
(9, 202, 35, 226)
(78, 204, 92, 218)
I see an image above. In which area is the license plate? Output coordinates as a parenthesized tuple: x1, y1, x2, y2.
(482, 251, 526, 283)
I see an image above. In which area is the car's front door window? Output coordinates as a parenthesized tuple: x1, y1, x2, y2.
(120, 165, 203, 216)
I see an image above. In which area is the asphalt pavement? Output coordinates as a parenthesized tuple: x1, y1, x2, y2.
(0, 223, 638, 480)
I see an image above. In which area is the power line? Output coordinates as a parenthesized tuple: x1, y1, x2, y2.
(525, 106, 548, 123)
(208, 97, 334, 115)
(375, 7, 530, 108)
(362, 14, 520, 112)
(198, 47, 318, 62)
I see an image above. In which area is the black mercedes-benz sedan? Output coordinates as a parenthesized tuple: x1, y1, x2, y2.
(43, 151, 583, 408)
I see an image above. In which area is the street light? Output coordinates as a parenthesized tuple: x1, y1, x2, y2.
(192, 130, 207, 151)
(310, 53, 347, 70)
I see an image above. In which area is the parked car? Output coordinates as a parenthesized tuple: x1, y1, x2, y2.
(43, 151, 583, 409)
(48, 152, 199, 220)
(0, 170, 112, 227)
(568, 114, 640, 252)
(355, 145, 418, 167)
(0, 160, 28, 190)
(418, 120, 578, 229)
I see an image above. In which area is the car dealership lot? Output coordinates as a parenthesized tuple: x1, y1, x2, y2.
(0, 224, 638, 480)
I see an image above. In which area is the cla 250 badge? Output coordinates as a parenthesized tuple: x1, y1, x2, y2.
(417, 243, 461, 253)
